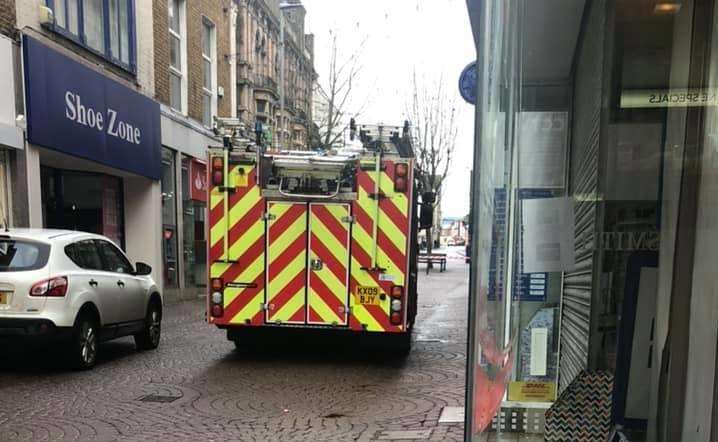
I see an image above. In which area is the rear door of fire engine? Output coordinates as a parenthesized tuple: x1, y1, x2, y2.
(307, 203, 351, 326)
(265, 201, 352, 326)
(265, 201, 308, 324)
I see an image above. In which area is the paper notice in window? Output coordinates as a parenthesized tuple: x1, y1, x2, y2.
(522, 196, 575, 273)
(530, 328, 549, 376)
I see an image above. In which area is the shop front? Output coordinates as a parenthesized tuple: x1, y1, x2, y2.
(21, 35, 162, 287)
(466, 0, 718, 440)
(158, 108, 215, 301)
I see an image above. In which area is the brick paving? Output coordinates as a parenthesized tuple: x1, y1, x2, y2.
(0, 260, 469, 441)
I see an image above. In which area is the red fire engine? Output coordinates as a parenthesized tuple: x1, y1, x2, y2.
(206, 120, 425, 351)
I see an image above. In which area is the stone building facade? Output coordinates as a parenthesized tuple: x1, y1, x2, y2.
(235, 0, 315, 149)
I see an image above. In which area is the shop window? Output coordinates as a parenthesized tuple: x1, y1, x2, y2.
(201, 17, 216, 128)
(40, 167, 125, 248)
(46, 0, 136, 72)
(181, 156, 207, 290)
(161, 148, 178, 288)
(168, 0, 186, 112)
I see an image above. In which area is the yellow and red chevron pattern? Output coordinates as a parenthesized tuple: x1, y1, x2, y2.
(208, 156, 414, 334)
(209, 162, 265, 326)
(307, 203, 351, 326)
(349, 159, 412, 333)
(265, 202, 308, 324)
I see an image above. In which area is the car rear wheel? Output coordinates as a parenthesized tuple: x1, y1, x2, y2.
(134, 303, 161, 351)
(69, 313, 98, 370)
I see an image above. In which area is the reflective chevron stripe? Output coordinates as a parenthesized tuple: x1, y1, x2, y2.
(266, 202, 308, 324)
(208, 163, 265, 326)
(308, 204, 350, 326)
(349, 160, 411, 332)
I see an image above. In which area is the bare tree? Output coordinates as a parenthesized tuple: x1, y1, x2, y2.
(406, 72, 458, 271)
(311, 31, 365, 150)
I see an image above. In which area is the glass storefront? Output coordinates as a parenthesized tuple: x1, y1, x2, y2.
(466, 0, 718, 439)
(161, 148, 208, 297)
(40, 166, 124, 247)
(181, 155, 207, 291)
(161, 147, 179, 288)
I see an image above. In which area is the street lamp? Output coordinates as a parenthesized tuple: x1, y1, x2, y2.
(278, 1, 303, 150)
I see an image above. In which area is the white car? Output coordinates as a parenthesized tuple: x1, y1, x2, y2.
(0, 229, 162, 369)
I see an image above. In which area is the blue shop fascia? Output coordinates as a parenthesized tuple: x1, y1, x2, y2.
(17, 34, 164, 286)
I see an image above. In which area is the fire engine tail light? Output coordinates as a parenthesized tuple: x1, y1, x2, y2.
(30, 276, 68, 297)
(389, 285, 404, 325)
(210, 278, 224, 317)
(211, 157, 224, 186)
(394, 163, 408, 192)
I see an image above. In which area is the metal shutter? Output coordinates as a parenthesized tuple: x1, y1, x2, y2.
(559, 0, 605, 393)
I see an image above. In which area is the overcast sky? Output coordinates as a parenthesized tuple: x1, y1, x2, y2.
(301, 0, 475, 218)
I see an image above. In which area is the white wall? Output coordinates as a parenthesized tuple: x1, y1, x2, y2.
(25, 144, 43, 227)
(161, 108, 220, 159)
(0, 35, 23, 150)
(124, 176, 163, 293)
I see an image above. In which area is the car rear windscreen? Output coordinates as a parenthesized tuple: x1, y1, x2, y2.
(0, 239, 51, 271)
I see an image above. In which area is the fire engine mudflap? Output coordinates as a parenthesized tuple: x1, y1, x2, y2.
(206, 121, 420, 353)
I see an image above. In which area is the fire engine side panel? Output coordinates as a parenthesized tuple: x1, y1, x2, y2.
(349, 159, 411, 333)
(307, 203, 351, 326)
(208, 163, 265, 326)
(265, 201, 308, 324)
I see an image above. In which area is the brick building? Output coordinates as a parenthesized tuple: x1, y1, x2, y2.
(235, 0, 315, 149)
(151, 0, 237, 300)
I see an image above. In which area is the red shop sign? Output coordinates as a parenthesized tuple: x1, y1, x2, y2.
(190, 159, 207, 202)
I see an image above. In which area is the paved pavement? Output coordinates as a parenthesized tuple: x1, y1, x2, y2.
(0, 261, 469, 441)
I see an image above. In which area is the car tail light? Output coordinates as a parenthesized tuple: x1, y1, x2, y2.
(30, 276, 68, 297)
(394, 163, 408, 192)
(389, 285, 404, 325)
(210, 278, 224, 318)
(211, 157, 224, 186)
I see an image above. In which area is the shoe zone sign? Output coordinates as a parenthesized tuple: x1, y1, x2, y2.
(22, 36, 161, 180)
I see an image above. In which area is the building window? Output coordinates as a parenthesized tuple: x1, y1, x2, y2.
(168, 0, 187, 113)
(47, 0, 135, 71)
(256, 100, 267, 114)
(201, 18, 216, 127)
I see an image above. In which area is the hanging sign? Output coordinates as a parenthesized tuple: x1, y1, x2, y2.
(459, 61, 477, 105)
(189, 159, 207, 202)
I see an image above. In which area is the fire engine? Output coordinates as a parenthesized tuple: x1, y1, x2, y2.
(206, 119, 426, 351)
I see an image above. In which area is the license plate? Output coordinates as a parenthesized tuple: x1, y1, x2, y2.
(356, 286, 380, 305)
(0, 292, 8, 305)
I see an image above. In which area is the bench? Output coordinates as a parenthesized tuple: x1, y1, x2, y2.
(418, 253, 447, 272)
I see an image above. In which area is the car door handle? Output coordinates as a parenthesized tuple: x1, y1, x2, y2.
(117, 280, 125, 288)
(89, 279, 98, 287)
